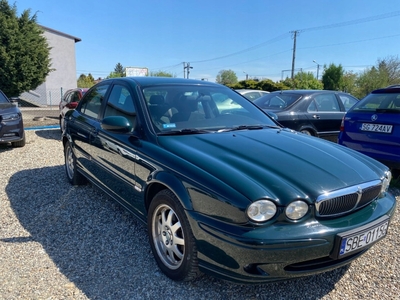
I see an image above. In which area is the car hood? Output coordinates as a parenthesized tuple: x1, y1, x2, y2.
(0, 103, 18, 112)
(157, 128, 386, 205)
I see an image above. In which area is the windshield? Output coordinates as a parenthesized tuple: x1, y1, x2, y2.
(0, 91, 10, 104)
(142, 85, 278, 133)
(253, 93, 301, 110)
(352, 92, 400, 112)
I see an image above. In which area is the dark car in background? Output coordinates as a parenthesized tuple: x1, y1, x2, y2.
(0, 89, 25, 147)
(254, 90, 358, 141)
(62, 77, 395, 284)
(338, 85, 400, 170)
(59, 88, 88, 132)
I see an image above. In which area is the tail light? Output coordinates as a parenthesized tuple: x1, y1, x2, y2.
(339, 116, 345, 132)
(66, 102, 78, 109)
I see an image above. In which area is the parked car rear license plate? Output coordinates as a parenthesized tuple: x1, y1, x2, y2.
(331, 216, 389, 259)
(361, 123, 393, 133)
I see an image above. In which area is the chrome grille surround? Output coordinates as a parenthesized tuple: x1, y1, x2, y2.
(315, 180, 382, 217)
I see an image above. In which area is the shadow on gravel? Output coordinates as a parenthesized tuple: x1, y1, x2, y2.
(6, 166, 349, 299)
(35, 129, 62, 141)
(0, 143, 14, 152)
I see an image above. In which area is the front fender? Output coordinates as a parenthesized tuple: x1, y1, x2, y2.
(148, 171, 193, 211)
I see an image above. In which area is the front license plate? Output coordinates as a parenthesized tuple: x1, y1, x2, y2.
(361, 123, 393, 133)
(332, 216, 389, 259)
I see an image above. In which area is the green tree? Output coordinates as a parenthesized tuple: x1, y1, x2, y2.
(354, 56, 400, 98)
(340, 71, 358, 94)
(321, 63, 344, 91)
(216, 69, 238, 85)
(150, 70, 175, 77)
(114, 62, 124, 76)
(376, 56, 400, 86)
(288, 71, 323, 90)
(77, 73, 96, 88)
(230, 78, 290, 91)
(107, 62, 125, 78)
(0, 0, 52, 97)
(354, 67, 385, 98)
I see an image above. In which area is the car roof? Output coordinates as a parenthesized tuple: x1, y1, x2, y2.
(102, 77, 222, 87)
(270, 90, 339, 95)
(235, 89, 268, 92)
(65, 87, 89, 93)
(372, 86, 400, 94)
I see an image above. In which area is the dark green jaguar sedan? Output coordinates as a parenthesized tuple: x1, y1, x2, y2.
(62, 77, 396, 284)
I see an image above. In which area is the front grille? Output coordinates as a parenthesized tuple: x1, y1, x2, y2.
(359, 185, 382, 207)
(316, 180, 382, 217)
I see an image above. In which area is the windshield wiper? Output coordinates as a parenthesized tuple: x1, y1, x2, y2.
(158, 128, 212, 136)
(217, 124, 279, 132)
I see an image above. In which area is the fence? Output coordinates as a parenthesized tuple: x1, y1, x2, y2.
(20, 87, 65, 107)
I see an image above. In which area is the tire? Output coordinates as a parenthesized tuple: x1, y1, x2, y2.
(148, 189, 201, 281)
(300, 129, 312, 136)
(64, 141, 87, 185)
(11, 134, 26, 147)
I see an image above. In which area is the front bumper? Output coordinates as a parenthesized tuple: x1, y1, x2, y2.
(0, 119, 25, 144)
(187, 193, 396, 284)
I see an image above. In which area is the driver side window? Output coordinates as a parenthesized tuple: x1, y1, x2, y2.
(104, 85, 136, 127)
(79, 84, 109, 119)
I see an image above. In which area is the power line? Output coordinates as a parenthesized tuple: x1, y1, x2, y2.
(298, 33, 400, 50)
(77, 11, 400, 77)
(298, 11, 400, 33)
(189, 10, 400, 66)
(190, 34, 288, 63)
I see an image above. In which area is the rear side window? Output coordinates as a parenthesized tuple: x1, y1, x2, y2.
(254, 93, 301, 109)
(314, 94, 340, 111)
(339, 95, 358, 111)
(79, 84, 109, 118)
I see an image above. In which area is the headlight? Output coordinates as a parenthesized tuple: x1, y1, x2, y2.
(1, 112, 20, 121)
(285, 200, 309, 220)
(247, 200, 277, 222)
(380, 170, 392, 196)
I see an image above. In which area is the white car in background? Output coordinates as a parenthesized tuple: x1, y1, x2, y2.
(236, 89, 269, 101)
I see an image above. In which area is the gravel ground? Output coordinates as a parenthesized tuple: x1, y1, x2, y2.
(0, 129, 399, 300)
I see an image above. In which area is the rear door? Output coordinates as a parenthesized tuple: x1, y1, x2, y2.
(68, 83, 110, 177)
(306, 93, 344, 135)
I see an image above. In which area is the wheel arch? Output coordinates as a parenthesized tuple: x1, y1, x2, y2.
(145, 171, 193, 213)
(298, 126, 317, 136)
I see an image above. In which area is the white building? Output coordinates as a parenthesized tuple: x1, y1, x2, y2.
(20, 26, 81, 106)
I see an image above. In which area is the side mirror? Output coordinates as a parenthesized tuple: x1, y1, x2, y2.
(101, 116, 133, 133)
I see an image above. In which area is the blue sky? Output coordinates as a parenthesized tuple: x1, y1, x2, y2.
(14, 0, 400, 82)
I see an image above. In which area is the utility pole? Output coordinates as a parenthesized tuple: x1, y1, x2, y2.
(290, 30, 299, 81)
(313, 60, 320, 80)
(184, 62, 193, 79)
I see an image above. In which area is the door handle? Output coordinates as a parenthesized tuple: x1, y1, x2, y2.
(312, 115, 321, 119)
